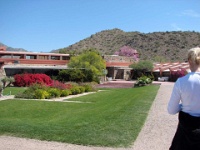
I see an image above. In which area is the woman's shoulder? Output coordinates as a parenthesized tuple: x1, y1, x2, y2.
(178, 72, 200, 83)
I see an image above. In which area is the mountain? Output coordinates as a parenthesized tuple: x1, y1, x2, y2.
(0, 43, 28, 52)
(53, 28, 200, 62)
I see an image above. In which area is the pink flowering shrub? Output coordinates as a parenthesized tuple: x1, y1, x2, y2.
(48, 80, 73, 90)
(13, 73, 52, 87)
(170, 69, 187, 82)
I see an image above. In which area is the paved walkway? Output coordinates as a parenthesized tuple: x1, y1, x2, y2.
(0, 95, 14, 101)
(0, 82, 178, 150)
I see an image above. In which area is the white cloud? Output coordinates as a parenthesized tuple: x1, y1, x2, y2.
(181, 10, 200, 18)
(171, 23, 182, 31)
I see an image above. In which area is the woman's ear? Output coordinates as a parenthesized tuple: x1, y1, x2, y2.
(188, 59, 192, 65)
(188, 59, 193, 69)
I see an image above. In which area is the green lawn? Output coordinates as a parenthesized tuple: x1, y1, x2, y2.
(0, 85, 159, 147)
(3, 87, 27, 95)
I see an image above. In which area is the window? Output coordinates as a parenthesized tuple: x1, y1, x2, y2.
(51, 56, 60, 60)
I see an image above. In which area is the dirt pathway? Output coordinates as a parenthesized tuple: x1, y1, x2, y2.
(0, 82, 178, 150)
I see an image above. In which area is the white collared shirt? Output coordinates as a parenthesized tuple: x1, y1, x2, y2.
(168, 72, 200, 117)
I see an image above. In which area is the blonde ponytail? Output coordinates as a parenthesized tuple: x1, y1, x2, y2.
(188, 47, 200, 65)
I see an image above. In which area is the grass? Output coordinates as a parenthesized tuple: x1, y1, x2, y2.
(3, 87, 27, 95)
(0, 85, 159, 147)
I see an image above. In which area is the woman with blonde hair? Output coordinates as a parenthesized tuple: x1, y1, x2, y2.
(168, 47, 200, 150)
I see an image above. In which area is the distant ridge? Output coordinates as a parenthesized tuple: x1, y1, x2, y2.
(0, 43, 27, 52)
(53, 28, 200, 62)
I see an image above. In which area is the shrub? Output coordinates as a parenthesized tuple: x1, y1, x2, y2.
(82, 84, 92, 92)
(13, 73, 52, 87)
(78, 86, 85, 93)
(29, 83, 47, 91)
(70, 86, 81, 95)
(170, 69, 187, 82)
(148, 74, 155, 82)
(134, 75, 152, 87)
(57, 69, 85, 82)
(34, 89, 50, 99)
(80, 82, 98, 92)
(15, 90, 35, 99)
(14, 83, 48, 99)
(49, 80, 72, 90)
(66, 82, 79, 86)
(13, 74, 24, 87)
(47, 88, 61, 98)
(14, 79, 97, 99)
(65, 83, 73, 89)
(57, 70, 70, 82)
(60, 89, 71, 97)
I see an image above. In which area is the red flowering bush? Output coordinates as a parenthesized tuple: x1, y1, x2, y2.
(13, 73, 52, 87)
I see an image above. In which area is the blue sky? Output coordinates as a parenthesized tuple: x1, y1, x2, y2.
(0, 0, 200, 52)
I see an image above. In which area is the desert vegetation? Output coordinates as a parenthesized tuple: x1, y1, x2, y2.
(54, 29, 200, 62)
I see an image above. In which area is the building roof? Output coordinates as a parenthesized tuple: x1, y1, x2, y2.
(153, 62, 190, 72)
(0, 51, 70, 56)
(3, 64, 67, 69)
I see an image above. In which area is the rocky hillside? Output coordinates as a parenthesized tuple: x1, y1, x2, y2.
(54, 28, 200, 62)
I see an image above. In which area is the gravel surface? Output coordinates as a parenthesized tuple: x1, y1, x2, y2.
(132, 82, 178, 150)
(0, 82, 178, 150)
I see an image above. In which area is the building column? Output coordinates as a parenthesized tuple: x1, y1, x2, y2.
(113, 67, 118, 80)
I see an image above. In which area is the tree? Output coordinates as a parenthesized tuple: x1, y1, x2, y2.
(129, 60, 154, 79)
(57, 69, 85, 82)
(114, 46, 139, 61)
(0, 77, 15, 96)
(130, 60, 153, 71)
(68, 49, 106, 82)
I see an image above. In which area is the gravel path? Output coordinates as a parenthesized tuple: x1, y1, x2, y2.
(132, 82, 178, 150)
(0, 82, 178, 150)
